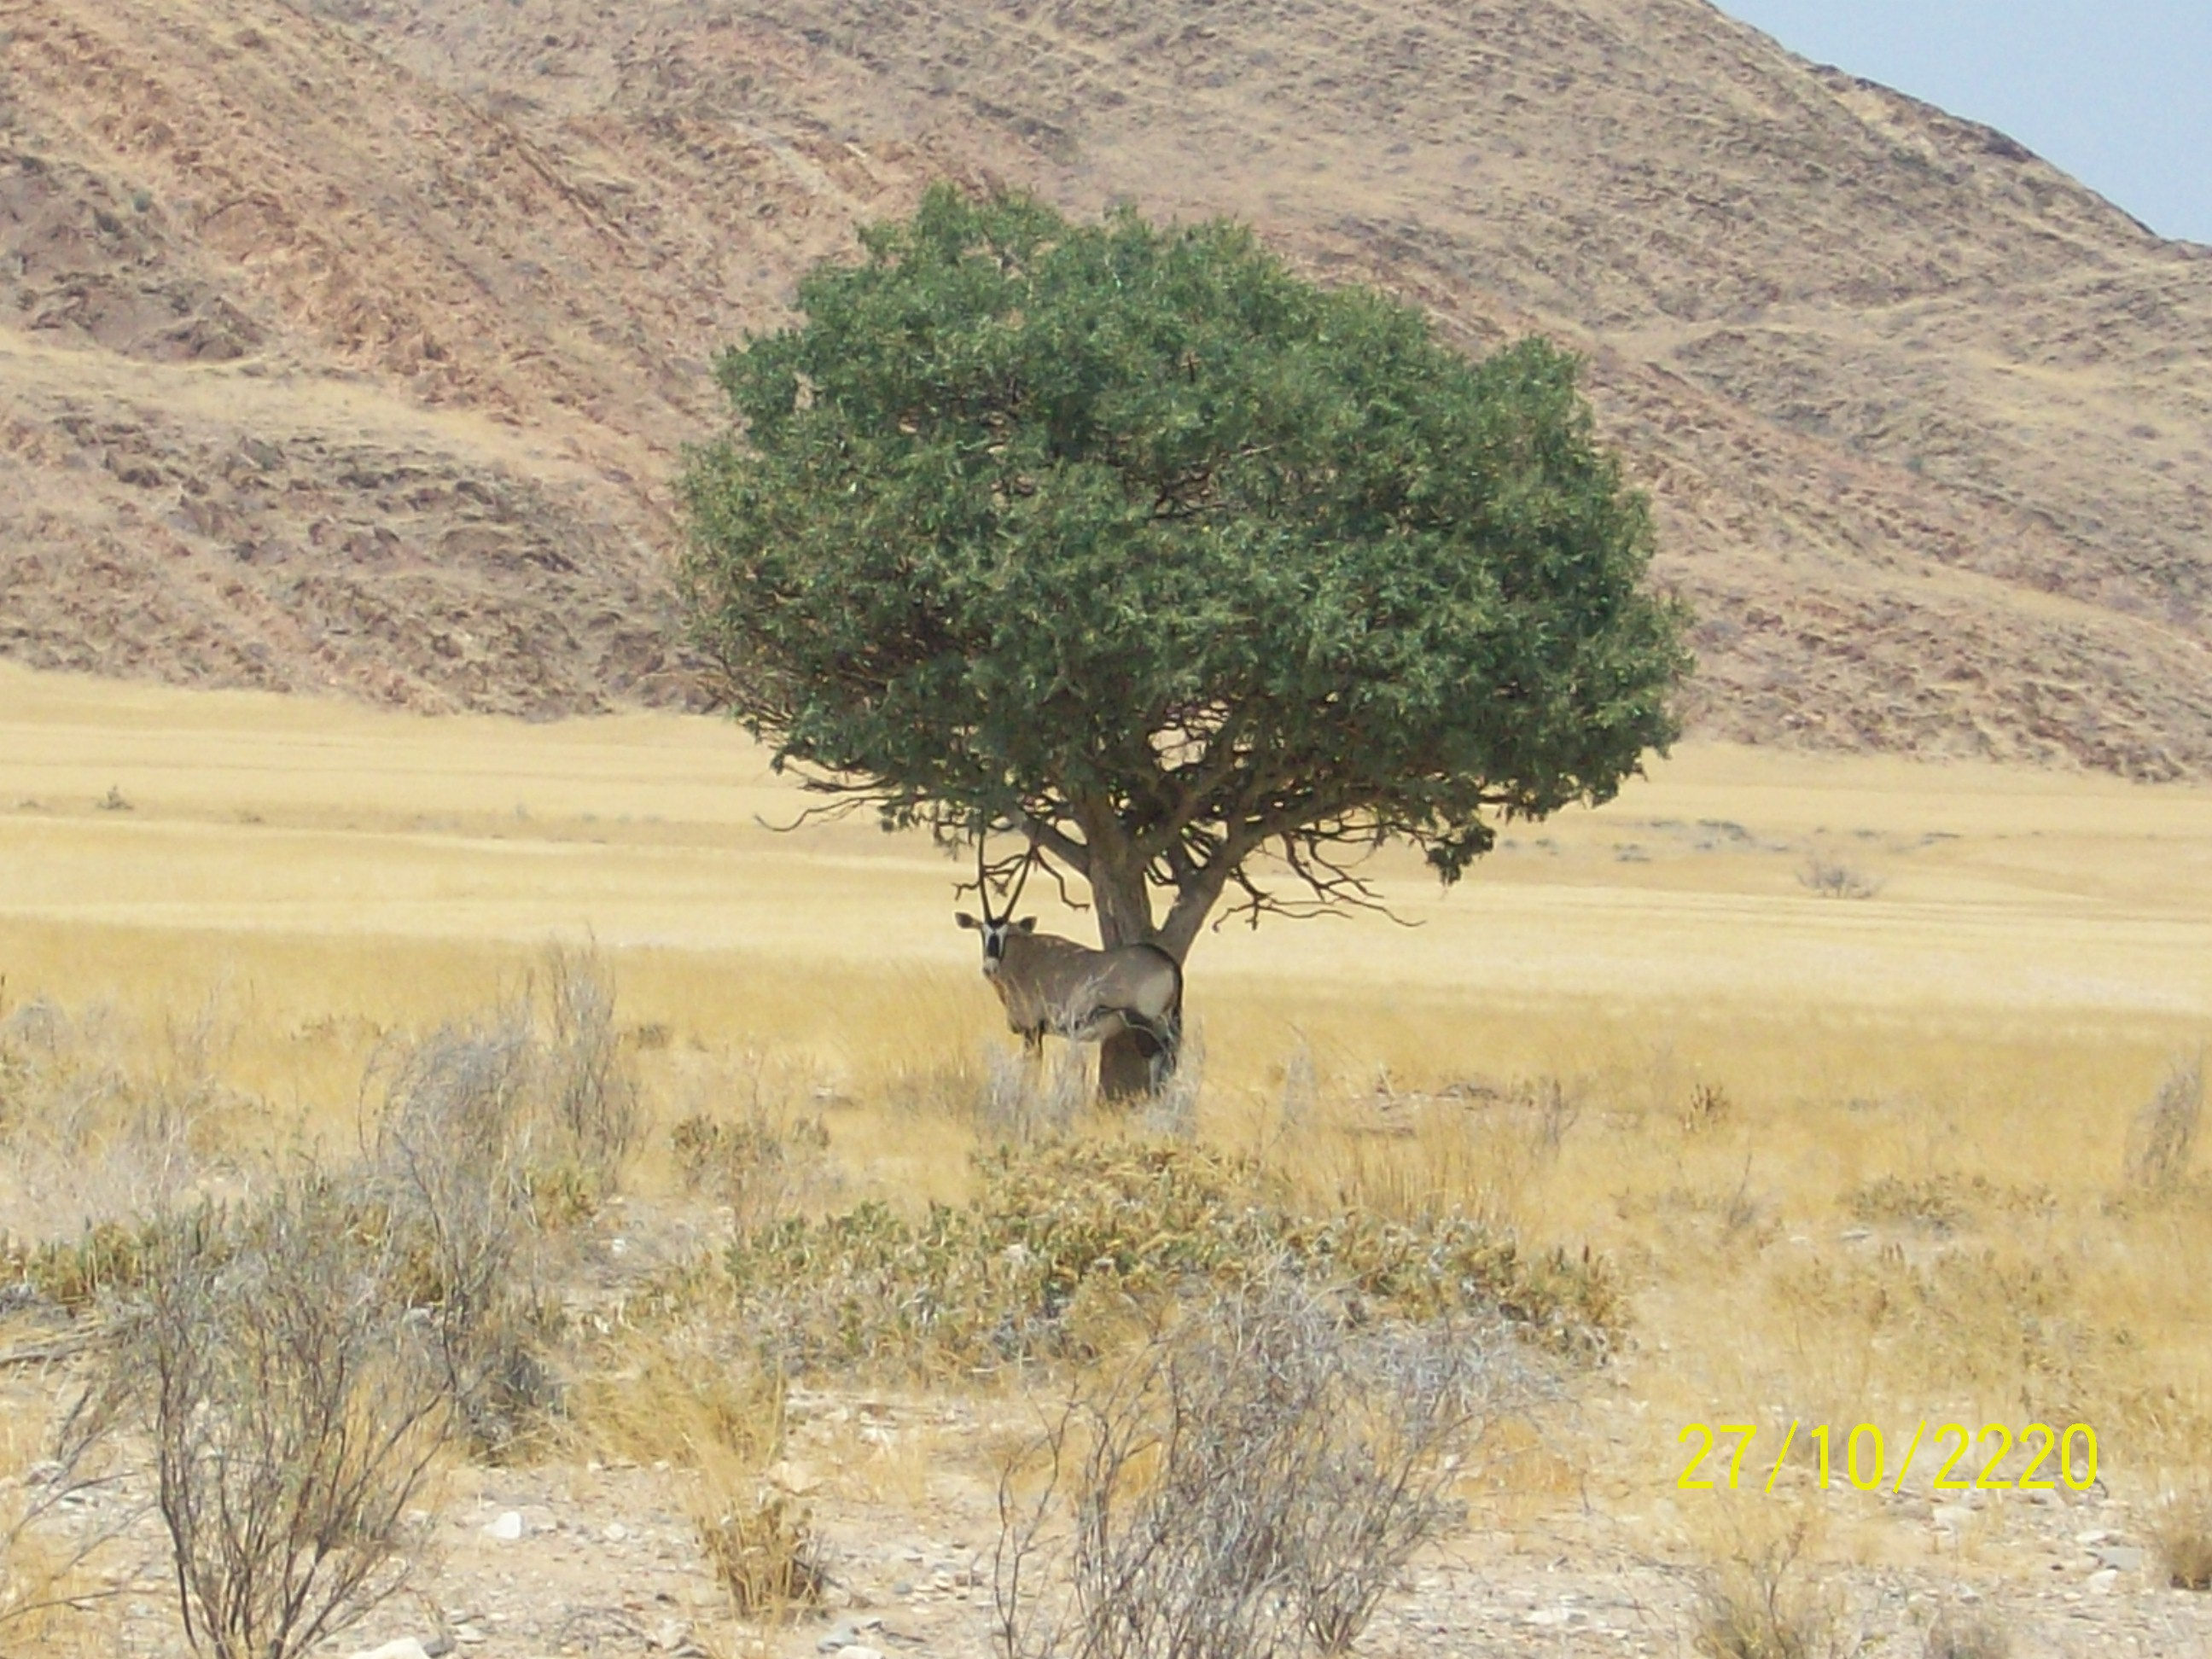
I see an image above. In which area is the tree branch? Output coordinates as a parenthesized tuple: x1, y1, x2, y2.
(1148, 708, 1253, 854)
(1278, 832, 1416, 926)
(1162, 841, 1199, 887)
(1021, 812, 1091, 876)
(750, 795, 877, 834)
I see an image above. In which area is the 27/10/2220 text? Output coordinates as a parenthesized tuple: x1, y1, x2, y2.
(1677, 1422, 2098, 1495)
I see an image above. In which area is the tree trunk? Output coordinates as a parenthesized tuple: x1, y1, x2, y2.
(1084, 837, 1169, 1103)
(1096, 1030, 1156, 1103)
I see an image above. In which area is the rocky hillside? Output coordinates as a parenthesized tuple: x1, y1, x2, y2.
(3, 0, 2209, 765)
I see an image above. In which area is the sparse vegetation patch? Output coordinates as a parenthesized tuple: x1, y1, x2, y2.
(718, 1140, 1620, 1374)
(1843, 1172, 2056, 1233)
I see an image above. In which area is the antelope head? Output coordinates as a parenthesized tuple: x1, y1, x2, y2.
(954, 839, 1037, 974)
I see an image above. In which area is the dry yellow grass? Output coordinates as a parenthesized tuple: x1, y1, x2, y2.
(4, 659, 2212, 1597)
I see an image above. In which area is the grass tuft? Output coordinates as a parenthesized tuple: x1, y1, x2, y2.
(695, 1488, 827, 1619)
(2124, 1053, 2203, 1192)
(2151, 1483, 2212, 1591)
(1920, 1604, 2012, 1659)
(1691, 1522, 1860, 1659)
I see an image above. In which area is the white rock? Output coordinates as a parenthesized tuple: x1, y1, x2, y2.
(2088, 1568, 2120, 1594)
(767, 1458, 822, 1495)
(483, 1511, 524, 1541)
(604, 1522, 629, 1543)
(347, 1643, 432, 1659)
(835, 1648, 887, 1659)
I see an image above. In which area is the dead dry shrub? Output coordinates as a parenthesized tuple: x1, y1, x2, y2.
(540, 945, 644, 1185)
(993, 1271, 1522, 1659)
(363, 1015, 559, 1458)
(0, 995, 253, 1239)
(1796, 858, 1880, 900)
(350, 950, 644, 1455)
(131, 1182, 449, 1659)
(2150, 1482, 2212, 1590)
(0, 998, 126, 1144)
(718, 1140, 1621, 1376)
(0, 998, 140, 1154)
(2124, 1054, 2203, 1193)
(1691, 1522, 1861, 1659)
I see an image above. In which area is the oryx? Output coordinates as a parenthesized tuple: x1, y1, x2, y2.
(955, 843, 1183, 1080)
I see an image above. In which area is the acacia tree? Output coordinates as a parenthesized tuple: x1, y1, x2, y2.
(680, 187, 1691, 1095)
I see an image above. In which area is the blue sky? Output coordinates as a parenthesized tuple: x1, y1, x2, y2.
(1712, 1, 2212, 245)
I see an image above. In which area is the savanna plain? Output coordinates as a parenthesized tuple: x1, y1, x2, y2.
(3, 660, 2211, 1658)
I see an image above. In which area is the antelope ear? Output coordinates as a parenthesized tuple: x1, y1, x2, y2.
(1015, 917, 1038, 932)
(954, 911, 981, 929)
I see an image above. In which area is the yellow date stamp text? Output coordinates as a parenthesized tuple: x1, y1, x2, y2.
(1675, 1420, 2098, 1494)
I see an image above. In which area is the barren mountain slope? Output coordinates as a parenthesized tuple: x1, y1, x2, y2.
(3, 0, 2209, 767)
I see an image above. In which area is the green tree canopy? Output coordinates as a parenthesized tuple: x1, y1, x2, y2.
(680, 185, 1690, 991)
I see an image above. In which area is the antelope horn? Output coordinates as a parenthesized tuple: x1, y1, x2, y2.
(975, 833, 999, 927)
(1005, 836, 1036, 915)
